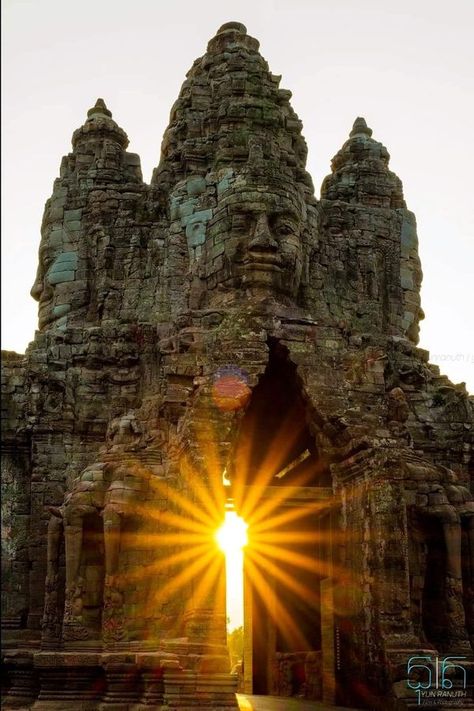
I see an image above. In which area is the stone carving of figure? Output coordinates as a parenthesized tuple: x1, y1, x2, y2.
(52, 410, 164, 643)
(105, 410, 143, 450)
(387, 387, 410, 424)
(444, 469, 474, 514)
(387, 386, 412, 443)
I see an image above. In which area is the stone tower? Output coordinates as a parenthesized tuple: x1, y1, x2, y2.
(2, 21, 473, 710)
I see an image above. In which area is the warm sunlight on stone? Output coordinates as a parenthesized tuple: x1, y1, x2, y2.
(216, 511, 248, 554)
(217, 511, 247, 631)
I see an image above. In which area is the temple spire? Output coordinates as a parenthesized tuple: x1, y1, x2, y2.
(87, 97, 112, 119)
(320, 117, 423, 344)
(349, 116, 373, 138)
(321, 117, 404, 208)
(216, 21, 247, 34)
(72, 98, 128, 150)
(152, 20, 313, 198)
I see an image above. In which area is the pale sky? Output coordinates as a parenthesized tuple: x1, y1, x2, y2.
(2, 0, 473, 392)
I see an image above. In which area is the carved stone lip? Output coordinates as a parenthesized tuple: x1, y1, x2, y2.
(243, 252, 283, 271)
(38, 299, 54, 327)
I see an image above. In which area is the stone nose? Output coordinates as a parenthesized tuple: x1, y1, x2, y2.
(30, 275, 44, 301)
(249, 214, 278, 252)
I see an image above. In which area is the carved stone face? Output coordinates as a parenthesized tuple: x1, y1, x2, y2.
(30, 218, 88, 330)
(202, 180, 306, 302)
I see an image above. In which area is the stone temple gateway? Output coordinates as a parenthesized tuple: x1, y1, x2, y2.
(1, 21, 473, 710)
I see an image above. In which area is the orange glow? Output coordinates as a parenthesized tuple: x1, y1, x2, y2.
(216, 510, 248, 629)
(216, 511, 248, 554)
(107, 407, 363, 647)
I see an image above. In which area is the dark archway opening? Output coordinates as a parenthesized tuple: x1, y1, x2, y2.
(421, 516, 449, 649)
(232, 338, 330, 489)
(231, 339, 332, 699)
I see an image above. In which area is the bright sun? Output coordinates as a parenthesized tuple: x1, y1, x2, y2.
(216, 510, 248, 554)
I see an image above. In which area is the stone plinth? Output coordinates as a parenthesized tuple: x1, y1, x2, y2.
(161, 669, 238, 709)
(2, 652, 38, 708)
(99, 661, 140, 710)
(33, 652, 104, 710)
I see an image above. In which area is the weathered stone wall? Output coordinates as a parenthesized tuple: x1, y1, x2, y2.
(1, 352, 30, 631)
(1, 19, 473, 711)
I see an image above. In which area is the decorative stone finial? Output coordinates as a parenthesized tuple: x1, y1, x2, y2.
(87, 98, 112, 119)
(216, 21, 247, 35)
(350, 117, 373, 138)
(73, 98, 128, 150)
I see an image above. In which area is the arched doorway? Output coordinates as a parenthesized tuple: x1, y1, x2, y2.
(226, 340, 337, 701)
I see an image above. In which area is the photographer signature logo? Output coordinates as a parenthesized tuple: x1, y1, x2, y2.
(407, 656, 468, 706)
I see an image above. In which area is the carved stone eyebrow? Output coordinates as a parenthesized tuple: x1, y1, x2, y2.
(228, 203, 264, 215)
(271, 211, 298, 221)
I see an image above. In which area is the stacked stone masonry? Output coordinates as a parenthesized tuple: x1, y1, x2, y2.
(1, 21, 473, 711)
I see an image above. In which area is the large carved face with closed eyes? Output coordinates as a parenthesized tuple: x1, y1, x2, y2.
(201, 178, 306, 304)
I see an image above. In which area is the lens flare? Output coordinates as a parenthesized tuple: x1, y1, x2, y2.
(212, 365, 251, 412)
